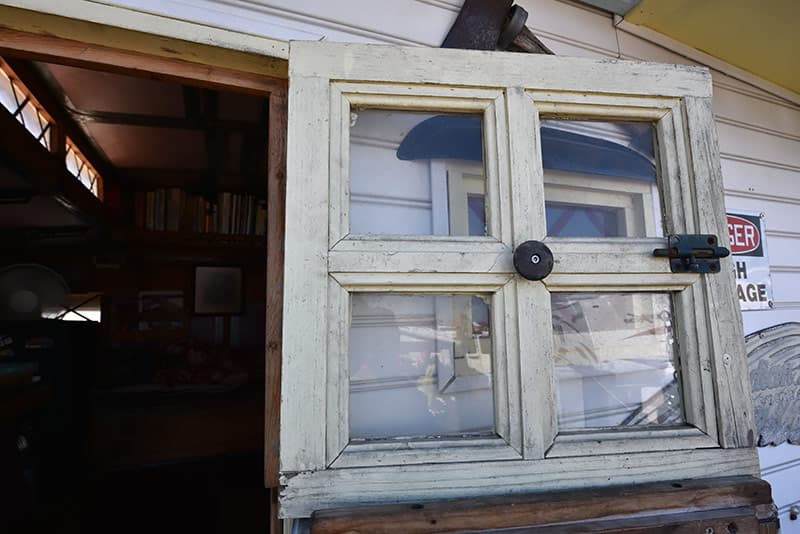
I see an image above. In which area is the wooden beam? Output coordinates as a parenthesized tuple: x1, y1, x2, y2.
(0, 105, 102, 224)
(0, 26, 286, 97)
(67, 108, 265, 133)
(311, 476, 776, 533)
(3, 57, 116, 181)
(265, 90, 287, 491)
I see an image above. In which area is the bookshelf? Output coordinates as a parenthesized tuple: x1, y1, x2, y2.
(132, 188, 267, 237)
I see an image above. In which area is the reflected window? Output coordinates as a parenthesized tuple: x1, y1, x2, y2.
(349, 110, 486, 236)
(541, 120, 662, 238)
(551, 292, 682, 429)
(349, 293, 494, 440)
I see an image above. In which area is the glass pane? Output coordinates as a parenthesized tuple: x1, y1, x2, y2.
(349, 293, 494, 440)
(552, 292, 682, 429)
(349, 110, 486, 236)
(21, 101, 43, 138)
(0, 69, 16, 113)
(66, 147, 79, 177)
(541, 119, 662, 238)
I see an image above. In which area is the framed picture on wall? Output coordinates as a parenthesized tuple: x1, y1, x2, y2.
(193, 265, 243, 315)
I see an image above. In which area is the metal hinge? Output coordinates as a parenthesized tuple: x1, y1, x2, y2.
(653, 234, 730, 274)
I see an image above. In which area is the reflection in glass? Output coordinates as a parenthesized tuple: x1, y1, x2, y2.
(349, 293, 494, 440)
(551, 292, 682, 430)
(349, 110, 486, 236)
(541, 120, 662, 238)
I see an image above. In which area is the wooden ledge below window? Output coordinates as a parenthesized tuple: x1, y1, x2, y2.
(308, 475, 778, 534)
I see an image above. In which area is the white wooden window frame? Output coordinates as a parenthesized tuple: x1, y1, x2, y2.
(280, 42, 757, 518)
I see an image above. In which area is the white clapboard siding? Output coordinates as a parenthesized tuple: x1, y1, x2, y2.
(724, 196, 800, 236)
(763, 235, 800, 268)
(79, 0, 459, 46)
(760, 443, 800, 533)
(717, 123, 800, 171)
(722, 159, 800, 203)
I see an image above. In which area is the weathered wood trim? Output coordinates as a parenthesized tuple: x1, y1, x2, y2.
(290, 41, 712, 98)
(310, 475, 772, 534)
(674, 283, 720, 439)
(331, 437, 521, 469)
(545, 238, 690, 274)
(325, 278, 349, 466)
(279, 447, 759, 518)
(265, 89, 288, 487)
(544, 273, 697, 291)
(280, 74, 331, 473)
(326, 84, 505, 247)
(507, 86, 544, 242)
(684, 96, 756, 448)
(329, 272, 513, 292)
(321, 278, 522, 468)
(327, 83, 349, 246)
(546, 426, 718, 457)
(517, 281, 556, 458)
(328, 247, 512, 274)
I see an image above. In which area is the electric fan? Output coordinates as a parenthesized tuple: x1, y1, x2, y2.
(0, 264, 70, 320)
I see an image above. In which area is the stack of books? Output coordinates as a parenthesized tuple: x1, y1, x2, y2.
(133, 188, 267, 235)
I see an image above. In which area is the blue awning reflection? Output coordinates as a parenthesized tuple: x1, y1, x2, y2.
(396, 115, 656, 182)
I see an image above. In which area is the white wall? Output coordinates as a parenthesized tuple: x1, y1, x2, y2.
(49, 0, 800, 527)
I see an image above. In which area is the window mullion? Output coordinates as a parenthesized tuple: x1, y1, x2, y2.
(516, 280, 556, 458)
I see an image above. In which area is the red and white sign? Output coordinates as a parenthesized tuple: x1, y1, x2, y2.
(727, 215, 760, 254)
(726, 211, 772, 311)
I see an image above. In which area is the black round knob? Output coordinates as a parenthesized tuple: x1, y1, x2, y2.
(513, 240, 553, 281)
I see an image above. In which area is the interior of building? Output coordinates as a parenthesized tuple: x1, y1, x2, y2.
(0, 54, 271, 533)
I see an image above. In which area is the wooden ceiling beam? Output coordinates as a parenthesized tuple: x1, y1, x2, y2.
(3, 57, 116, 181)
(0, 105, 103, 224)
(0, 26, 287, 97)
(68, 107, 265, 133)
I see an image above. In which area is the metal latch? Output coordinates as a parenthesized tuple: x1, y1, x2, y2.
(653, 235, 730, 273)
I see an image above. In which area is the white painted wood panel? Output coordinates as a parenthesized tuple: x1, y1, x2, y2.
(759, 443, 800, 534)
(764, 235, 800, 268)
(518, 0, 618, 58)
(717, 122, 800, 171)
(722, 159, 800, 203)
(724, 195, 800, 235)
(713, 86, 800, 140)
(91, 0, 458, 45)
(771, 272, 800, 305)
(742, 310, 800, 336)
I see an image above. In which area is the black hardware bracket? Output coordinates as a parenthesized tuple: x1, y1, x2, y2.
(653, 234, 730, 274)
